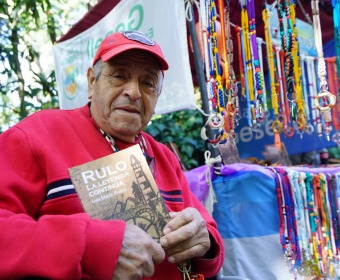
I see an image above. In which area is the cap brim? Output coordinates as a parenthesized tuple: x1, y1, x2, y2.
(101, 44, 169, 70)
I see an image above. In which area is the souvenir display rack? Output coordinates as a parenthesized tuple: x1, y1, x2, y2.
(184, 0, 340, 279)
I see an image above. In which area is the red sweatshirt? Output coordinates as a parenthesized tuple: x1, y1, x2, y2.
(0, 104, 224, 279)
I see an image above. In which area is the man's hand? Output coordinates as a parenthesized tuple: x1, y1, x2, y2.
(112, 223, 165, 280)
(160, 207, 211, 263)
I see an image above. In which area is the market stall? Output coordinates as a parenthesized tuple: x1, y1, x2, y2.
(186, 163, 340, 279)
(53, 0, 340, 279)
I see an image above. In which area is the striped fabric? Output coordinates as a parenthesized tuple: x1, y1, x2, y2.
(46, 179, 183, 203)
(212, 164, 293, 280)
(46, 179, 75, 200)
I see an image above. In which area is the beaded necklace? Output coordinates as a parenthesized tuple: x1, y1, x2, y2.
(326, 175, 338, 258)
(209, 0, 224, 111)
(297, 171, 313, 268)
(247, 0, 265, 125)
(220, 0, 239, 140)
(277, 0, 297, 124)
(326, 57, 340, 145)
(306, 56, 323, 137)
(263, 7, 282, 134)
(241, 5, 256, 128)
(200, 0, 228, 146)
(333, 174, 340, 251)
(236, 26, 246, 99)
(256, 37, 268, 115)
(300, 55, 314, 135)
(290, 3, 307, 134)
(288, 169, 305, 268)
(332, 0, 340, 93)
(273, 168, 299, 275)
(272, 168, 290, 261)
(272, 167, 340, 278)
(316, 174, 332, 273)
(276, 46, 295, 138)
(217, 0, 228, 90)
(279, 49, 292, 126)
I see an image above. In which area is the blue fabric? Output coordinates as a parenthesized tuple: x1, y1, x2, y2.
(324, 39, 335, 57)
(212, 170, 279, 239)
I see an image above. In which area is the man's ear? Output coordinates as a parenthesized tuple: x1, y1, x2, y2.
(87, 67, 95, 99)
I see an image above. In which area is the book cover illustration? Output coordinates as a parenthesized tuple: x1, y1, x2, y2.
(68, 144, 170, 242)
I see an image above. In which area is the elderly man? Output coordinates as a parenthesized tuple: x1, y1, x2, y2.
(0, 30, 224, 279)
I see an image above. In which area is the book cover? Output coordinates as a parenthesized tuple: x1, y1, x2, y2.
(68, 144, 170, 242)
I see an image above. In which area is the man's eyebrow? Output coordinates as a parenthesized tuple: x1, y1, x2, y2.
(145, 68, 160, 77)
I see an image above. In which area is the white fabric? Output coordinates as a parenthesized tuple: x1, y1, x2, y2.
(53, 0, 195, 114)
(222, 234, 292, 280)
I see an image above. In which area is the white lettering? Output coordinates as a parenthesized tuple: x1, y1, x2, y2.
(254, 128, 264, 140)
(239, 126, 253, 143)
(81, 162, 127, 184)
(82, 170, 96, 185)
(89, 181, 125, 197)
(265, 119, 274, 137)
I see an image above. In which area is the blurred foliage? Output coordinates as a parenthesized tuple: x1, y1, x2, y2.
(145, 108, 206, 170)
(0, 0, 92, 132)
(0, 0, 206, 169)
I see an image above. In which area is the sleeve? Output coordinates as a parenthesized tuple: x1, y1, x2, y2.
(0, 127, 125, 280)
(166, 150, 225, 278)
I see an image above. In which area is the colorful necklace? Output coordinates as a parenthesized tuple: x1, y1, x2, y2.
(300, 54, 314, 135)
(203, 0, 228, 145)
(273, 168, 299, 275)
(306, 56, 323, 137)
(290, 3, 307, 134)
(275, 46, 295, 138)
(332, 0, 340, 94)
(241, 5, 256, 128)
(277, 0, 297, 124)
(326, 57, 340, 145)
(236, 25, 246, 99)
(247, 0, 265, 125)
(263, 6, 282, 134)
(219, 0, 239, 140)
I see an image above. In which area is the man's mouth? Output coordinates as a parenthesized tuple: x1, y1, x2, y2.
(117, 106, 140, 114)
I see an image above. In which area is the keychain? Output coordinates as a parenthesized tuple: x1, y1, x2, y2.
(177, 260, 205, 280)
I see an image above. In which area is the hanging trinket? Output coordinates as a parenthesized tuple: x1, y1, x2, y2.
(311, 0, 336, 140)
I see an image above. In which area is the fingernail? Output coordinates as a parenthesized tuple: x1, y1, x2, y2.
(168, 256, 175, 263)
(169, 212, 176, 218)
(163, 227, 171, 235)
(160, 237, 167, 247)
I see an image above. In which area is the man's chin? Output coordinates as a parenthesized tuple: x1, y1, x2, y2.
(111, 125, 141, 140)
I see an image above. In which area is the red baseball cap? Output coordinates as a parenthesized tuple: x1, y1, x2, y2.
(92, 30, 169, 70)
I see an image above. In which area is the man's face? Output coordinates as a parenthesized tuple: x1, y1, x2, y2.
(87, 50, 163, 142)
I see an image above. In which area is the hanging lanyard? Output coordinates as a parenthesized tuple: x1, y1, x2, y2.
(277, 0, 297, 124)
(247, 0, 265, 125)
(290, 5, 307, 133)
(256, 37, 268, 114)
(263, 7, 283, 134)
(332, 0, 340, 89)
(326, 57, 340, 145)
(306, 56, 323, 137)
(236, 26, 246, 98)
(300, 54, 314, 135)
(311, 0, 336, 140)
(240, 11, 252, 128)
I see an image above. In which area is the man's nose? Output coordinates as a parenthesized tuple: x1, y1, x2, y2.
(124, 80, 141, 100)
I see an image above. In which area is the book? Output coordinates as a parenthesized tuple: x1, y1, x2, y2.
(68, 144, 170, 242)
